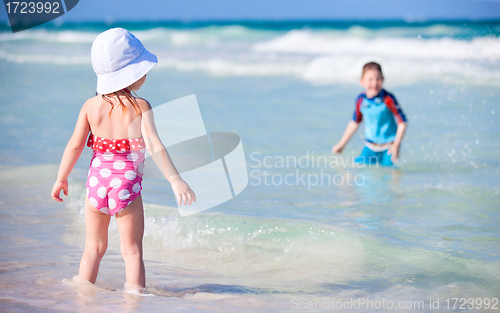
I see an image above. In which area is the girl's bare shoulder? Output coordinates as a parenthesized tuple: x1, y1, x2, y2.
(82, 95, 104, 107)
(134, 97, 152, 112)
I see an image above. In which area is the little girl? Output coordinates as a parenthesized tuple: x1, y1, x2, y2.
(51, 28, 195, 292)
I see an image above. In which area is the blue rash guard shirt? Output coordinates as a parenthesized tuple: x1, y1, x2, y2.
(352, 89, 407, 145)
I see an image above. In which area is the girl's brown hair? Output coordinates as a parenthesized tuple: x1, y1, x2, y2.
(97, 84, 141, 118)
(362, 62, 383, 78)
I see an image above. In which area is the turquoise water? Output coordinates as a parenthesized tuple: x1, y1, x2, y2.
(0, 21, 499, 312)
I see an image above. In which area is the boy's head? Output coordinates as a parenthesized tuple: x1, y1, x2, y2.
(360, 62, 384, 98)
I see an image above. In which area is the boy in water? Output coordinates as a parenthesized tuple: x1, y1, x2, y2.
(331, 62, 407, 166)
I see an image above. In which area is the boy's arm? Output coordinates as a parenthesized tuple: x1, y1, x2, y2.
(52, 102, 90, 202)
(384, 93, 408, 161)
(332, 95, 363, 154)
(388, 122, 407, 160)
(332, 120, 359, 154)
(138, 99, 196, 205)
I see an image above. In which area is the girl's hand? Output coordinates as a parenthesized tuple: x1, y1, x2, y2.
(52, 180, 68, 202)
(388, 144, 399, 161)
(331, 143, 344, 154)
(170, 176, 196, 205)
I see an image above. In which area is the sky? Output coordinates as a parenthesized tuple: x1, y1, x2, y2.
(1, 0, 500, 23)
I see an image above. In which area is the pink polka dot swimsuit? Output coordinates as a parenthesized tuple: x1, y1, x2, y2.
(86, 133, 146, 215)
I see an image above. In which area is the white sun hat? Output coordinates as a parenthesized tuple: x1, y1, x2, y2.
(91, 28, 157, 95)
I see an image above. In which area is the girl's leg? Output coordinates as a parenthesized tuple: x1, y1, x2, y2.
(79, 197, 111, 283)
(115, 195, 145, 288)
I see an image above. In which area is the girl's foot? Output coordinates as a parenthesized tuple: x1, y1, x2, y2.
(124, 282, 155, 296)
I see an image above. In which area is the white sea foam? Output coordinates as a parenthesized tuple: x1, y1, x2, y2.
(0, 27, 182, 44)
(156, 57, 307, 77)
(153, 55, 500, 86)
(0, 26, 262, 45)
(301, 55, 500, 86)
(152, 28, 500, 85)
(0, 49, 88, 64)
(253, 29, 500, 61)
(0, 26, 498, 86)
(0, 29, 97, 43)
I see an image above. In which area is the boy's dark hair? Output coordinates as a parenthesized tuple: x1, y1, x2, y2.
(362, 62, 383, 78)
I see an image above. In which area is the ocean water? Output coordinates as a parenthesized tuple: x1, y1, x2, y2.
(0, 20, 499, 312)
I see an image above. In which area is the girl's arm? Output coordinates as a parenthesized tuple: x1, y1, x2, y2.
(138, 99, 196, 206)
(332, 120, 359, 154)
(51, 102, 90, 202)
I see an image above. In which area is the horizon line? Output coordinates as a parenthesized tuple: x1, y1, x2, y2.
(1, 17, 500, 27)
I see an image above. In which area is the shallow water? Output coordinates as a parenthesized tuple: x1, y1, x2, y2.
(0, 21, 499, 312)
